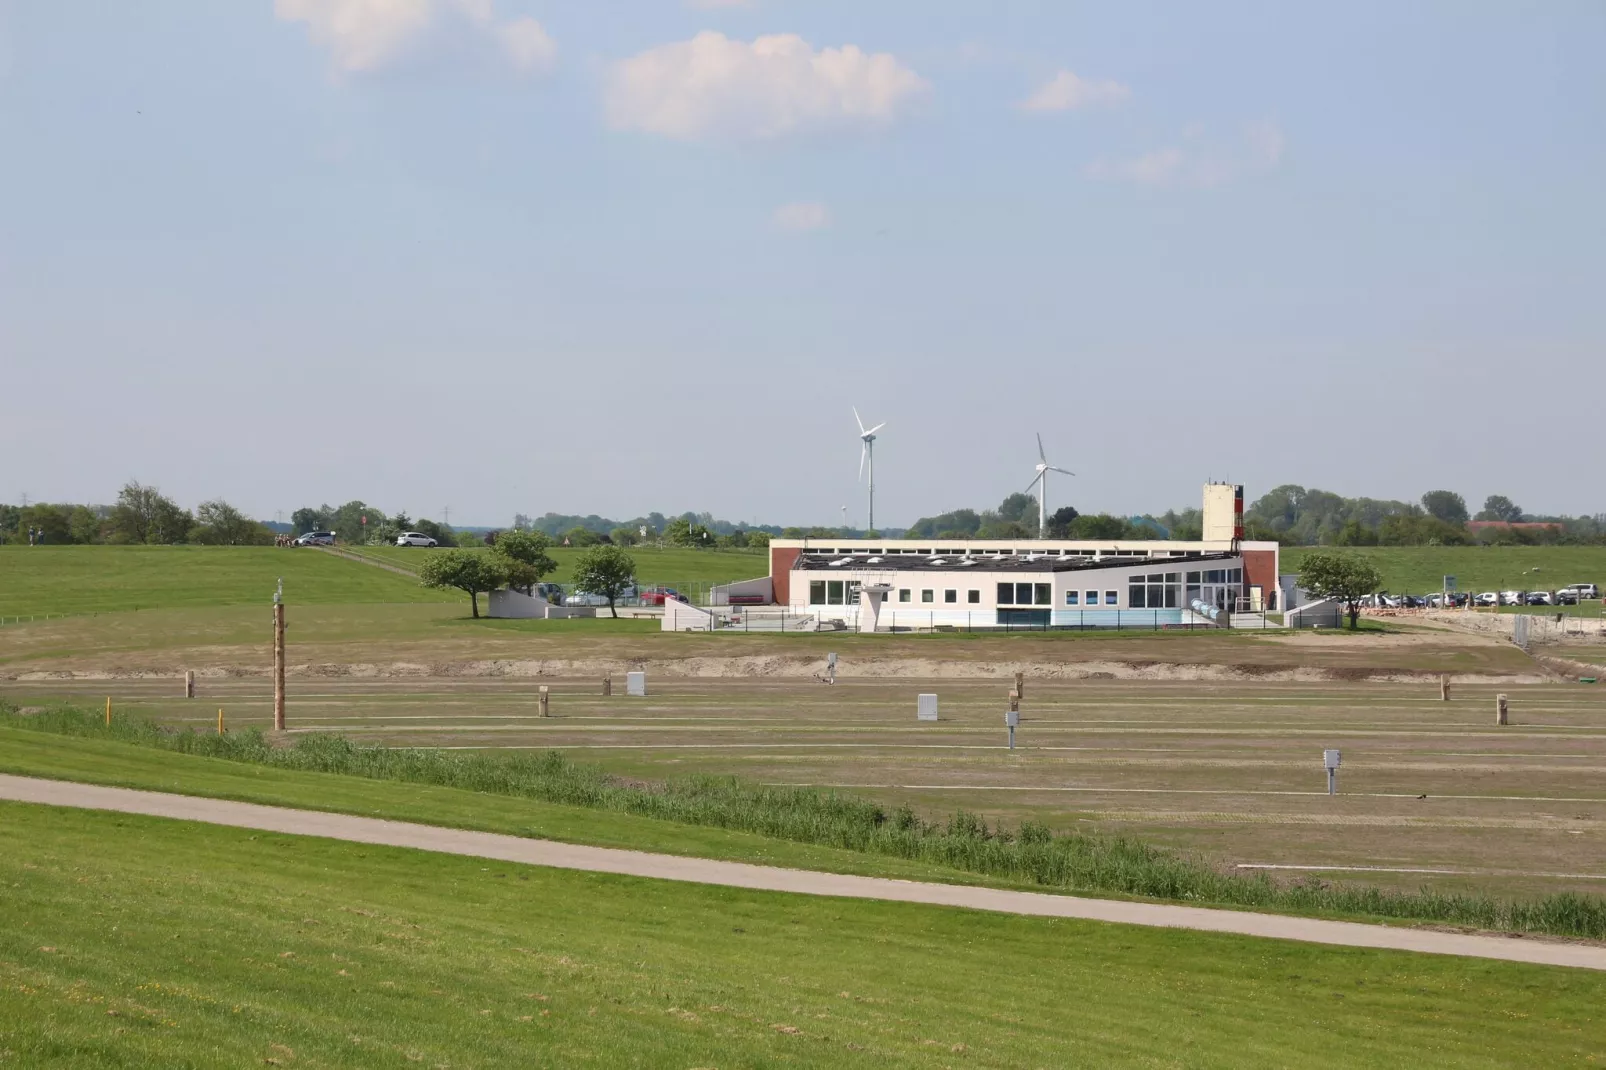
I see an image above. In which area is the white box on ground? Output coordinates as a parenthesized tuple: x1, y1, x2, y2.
(916, 694, 938, 721)
(626, 671, 646, 697)
(1005, 710, 1020, 728)
(1323, 748, 1341, 769)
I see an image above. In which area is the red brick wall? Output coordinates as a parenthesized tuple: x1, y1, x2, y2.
(769, 546, 801, 605)
(1243, 548, 1278, 608)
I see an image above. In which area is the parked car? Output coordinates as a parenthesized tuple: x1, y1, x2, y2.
(1475, 592, 1500, 607)
(1526, 591, 1552, 606)
(564, 585, 638, 607)
(1557, 589, 1581, 605)
(1499, 590, 1525, 606)
(293, 531, 335, 546)
(637, 587, 688, 606)
(1560, 583, 1600, 600)
(395, 531, 438, 547)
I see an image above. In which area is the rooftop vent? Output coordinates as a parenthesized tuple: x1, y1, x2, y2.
(927, 557, 946, 566)
(866, 556, 883, 564)
(828, 558, 849, 567)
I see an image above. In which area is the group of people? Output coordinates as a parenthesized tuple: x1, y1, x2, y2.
(22, 526, 43, 545)
(273, 533, 297, 547)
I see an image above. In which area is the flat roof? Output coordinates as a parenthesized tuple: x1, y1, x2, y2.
(794, 551, 1243, 575)
(773, 538, 1277, 554)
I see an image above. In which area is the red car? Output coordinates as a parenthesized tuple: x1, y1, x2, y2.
(638, 587, 688, 606)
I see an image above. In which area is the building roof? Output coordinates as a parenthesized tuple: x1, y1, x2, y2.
(794, 551, 1243, 574)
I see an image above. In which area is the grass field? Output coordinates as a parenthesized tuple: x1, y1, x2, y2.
(1282, 545, 1606, 596)
(0, 546, 454, 617)
(7, 670, 1602, 904)
(348, 543, 770, 588)
(5, 802, 1606, 1068)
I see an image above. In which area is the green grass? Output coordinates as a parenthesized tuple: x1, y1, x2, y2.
(1282, 545, 1606, 596)
(0, 546, 454, 617)
(353, 543, 769, 587)
(7, 804, 1604, 1069)
(9, 706, 1605, 940)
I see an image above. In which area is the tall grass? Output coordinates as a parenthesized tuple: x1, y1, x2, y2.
(7, 702, 1605, 940)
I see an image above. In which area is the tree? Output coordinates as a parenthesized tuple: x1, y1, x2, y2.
(414, 518, 456, 547)
(331, 501, 384, 545)
(68, 506, 104, 545)
(563, 525, 603, 547)
(571, 545, 636, 618)
(1476, 495, 1523, 523)
(1044, 506, 1080, 539)
(417, 549, 507, 618)
(1066, 513, 1129, 540)
(192, 500, 268, 545)
(1297, 551, 1383, 629)
(995, 492, 1038, 527)
(1331, 518, 1378, 546)
(291, 506, 331, 535)
(492, 529, 557, 595)
(610, 526, 640, 547)
(21, 504, 72, 545)
(109, 481, 191, 544)
(1420, 490, 1469, 526)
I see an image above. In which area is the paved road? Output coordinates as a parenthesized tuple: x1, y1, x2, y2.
(4, 773, 1602, 972)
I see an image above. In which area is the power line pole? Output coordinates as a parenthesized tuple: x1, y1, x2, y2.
(443, 505, 450, 526)
(272, 578, 286, 731)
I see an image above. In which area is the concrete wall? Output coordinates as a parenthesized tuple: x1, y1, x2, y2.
(709, 575, 774, 606)
(487, 589, 596, 619)
(1202, 483, 1244, 543)
(662, 598, 716, 631)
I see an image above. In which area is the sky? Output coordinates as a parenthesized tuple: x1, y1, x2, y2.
(3, 1, 1604, 528)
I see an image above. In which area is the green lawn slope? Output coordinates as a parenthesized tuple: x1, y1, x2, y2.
(1281, 545, 1606, 595)
(0, 546, 454, 617)
(4, 801, 1603, 1068)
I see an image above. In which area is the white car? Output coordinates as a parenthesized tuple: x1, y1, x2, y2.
(563, 585, 637, 607)
(1475, 592, 1499, 607)
(395, 532, 438, 547)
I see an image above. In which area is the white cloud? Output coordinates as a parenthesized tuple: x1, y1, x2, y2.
(1018, 69, 1129, 113)
(773, 201, 830, 231)
(1085, 122, 1285, 187)
(275, 0, 555, 76)
(605, 32, 928, 141)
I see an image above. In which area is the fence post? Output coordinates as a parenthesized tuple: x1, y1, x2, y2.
(538, 686, 550, 718)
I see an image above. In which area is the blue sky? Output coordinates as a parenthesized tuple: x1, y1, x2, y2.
(3, 1, 1603, 527)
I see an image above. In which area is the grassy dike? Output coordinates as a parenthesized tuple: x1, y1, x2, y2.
(5, 704, 1605, 941)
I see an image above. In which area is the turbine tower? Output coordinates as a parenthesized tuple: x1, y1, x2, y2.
(854, 407, 886, 534)
(1025, 432, 1075, 537)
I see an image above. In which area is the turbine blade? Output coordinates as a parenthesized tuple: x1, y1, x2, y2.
(1024, 472, 1044, 495)
(1037, 432, 1046, 463)
(853, 406, 866, 434)
(866, 421, 886, 436)
(859, 442, 867, 481)
(1048, 466, 1076, 476)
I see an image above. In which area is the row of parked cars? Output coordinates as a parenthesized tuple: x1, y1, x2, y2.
(1364, 583, 1599, 609)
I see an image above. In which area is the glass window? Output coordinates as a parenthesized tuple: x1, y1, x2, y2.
(944, 589, 957, 603)
(1105, 591, 1118, 605)
(827, 580, 844, 605)
(1035, 583, 1051, 605)
(809, 581, 826, 605)
(997, 582, 1014, 604)
(968, 589, 980, 604)
(1230, 568, 1242, 583)
(1130, 585, 1147, 608)
(921, 589, 934, 603)
(1086, 590, 1099, 605)
(1016, 582, 1034, 605)
(898, 588, 911, 603)
(1187, 571, 1201, 583)
(1165, 573, 1180, 583)
(1066, 591, 1079, 605)
(1165, 585, 1180, 609)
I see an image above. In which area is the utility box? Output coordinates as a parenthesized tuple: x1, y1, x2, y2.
(1323, 749, 1341, 769)
(1005, 710, 1020, 728)
(626, 671, 646, 697)
(917, 694, 938, 721)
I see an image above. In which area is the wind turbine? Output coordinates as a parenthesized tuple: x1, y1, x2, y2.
(854, 407, 886, 534)
(1025, 432, 1075, 537)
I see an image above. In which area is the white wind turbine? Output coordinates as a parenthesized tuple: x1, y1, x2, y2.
(854, 407, 886, 534)
(1025, 432, 1075, 537)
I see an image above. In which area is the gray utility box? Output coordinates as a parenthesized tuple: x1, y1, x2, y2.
(626, 671, 647, 697)
(917, 694, 939, 721)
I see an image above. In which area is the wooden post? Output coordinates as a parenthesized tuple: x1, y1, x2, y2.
(1014, 671, 1024, 701)
(1008, 689, 1020, 713)
(1496, 693, 1509, 726)
(273, 602, 286, 732)
(184, 670, 195, 699)
(538, 685, 550, 718)
(602, 674, 612, 696)
(1439, 675, 1450, 701)
(217, 709, 224, 735)
(105, 696, 111, 727)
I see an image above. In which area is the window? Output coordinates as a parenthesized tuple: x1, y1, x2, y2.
(809, 581, 826, 605)
(1065, 591, 1079, 606)
(968, 589, 980, 604)
(1015, 582, 1034, 605)
(997, 582, 1014, 604)
(921, 589, 934, 603)
(944, 589, 957, 604)
(1129, 584, 1146, 608)
(898, 588, 911, 603)
(1086, 590, 1098, 606)
(1035, 583, 1051, 605)
(1105, 590, 1118, 605)
(827, 580, 844, 605)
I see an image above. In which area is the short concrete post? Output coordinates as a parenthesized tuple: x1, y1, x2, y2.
(1008, 689, 1020, 714)
(1439, 675, 1450, 701)
(538, 685, 550, 718)
(1496, 693, 1509, 726)
(184, 670, 195, 699)
(1014, 671, 1024, 700)
(602, 674, 612, 696)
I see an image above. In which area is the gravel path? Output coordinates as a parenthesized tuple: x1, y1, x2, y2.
(4, 773, 1602, 971)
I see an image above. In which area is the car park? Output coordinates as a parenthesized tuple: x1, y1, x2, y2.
(395, 531, 438, 547)
(293, 531, 335, 546)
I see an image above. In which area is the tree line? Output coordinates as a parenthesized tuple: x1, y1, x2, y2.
(0, 483, 275, 546)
